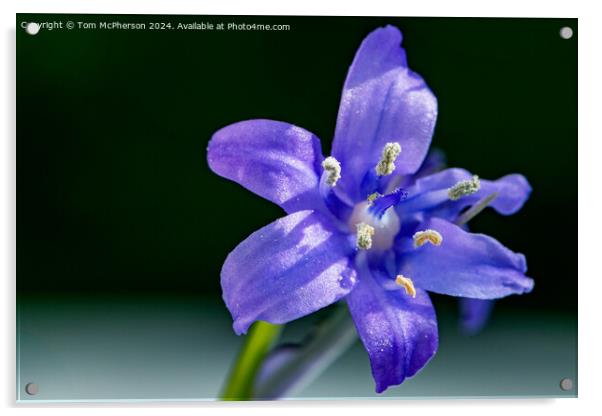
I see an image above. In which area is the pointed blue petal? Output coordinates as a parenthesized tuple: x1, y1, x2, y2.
(397, 217, 534, 299)
(346, 263, 438, 393)
(221, 210, 357, 334)
(208, 119, 326, 214)
(331, 26, 438, 203)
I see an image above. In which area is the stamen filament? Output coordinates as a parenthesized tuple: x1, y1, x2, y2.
(455, 192, 499, 227)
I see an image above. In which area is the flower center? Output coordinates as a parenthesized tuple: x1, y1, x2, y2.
(348, 201, 401, 251)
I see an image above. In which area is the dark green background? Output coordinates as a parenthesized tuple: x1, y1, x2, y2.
(17, 14, 577, 401)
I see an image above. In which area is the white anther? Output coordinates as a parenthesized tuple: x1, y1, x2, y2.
(322, 156, 341, 186)
(375, 142, 401, 176)
(356, 222, 375, 250)
(448, 175, 480, 201)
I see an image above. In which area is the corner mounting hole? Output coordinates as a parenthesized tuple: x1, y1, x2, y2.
(559, 26, 573, 40)
(560, 378, 573, 391)
(25, 22, 40, 36)
(25, 382, 39, 395)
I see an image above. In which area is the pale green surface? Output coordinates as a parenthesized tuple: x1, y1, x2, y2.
(17, 294, 577, 402)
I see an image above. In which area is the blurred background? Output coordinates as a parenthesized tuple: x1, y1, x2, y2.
(17, 14, 577, 401)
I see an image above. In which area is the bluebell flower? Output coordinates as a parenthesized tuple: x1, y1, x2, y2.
(207, 25, 534, 393)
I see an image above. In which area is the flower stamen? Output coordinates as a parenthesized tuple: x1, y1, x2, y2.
(367, 192, 381, 204)
(356, 222, 375, 250)
(395, 275, 416, 298)
(375, 142, 401, 176)
(413, 229, 443, 248)
(448, 175, 480, 200)
(321, 156, 341, 186)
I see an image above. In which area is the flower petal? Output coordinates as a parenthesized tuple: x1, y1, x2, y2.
(400, 168, 532, 219)
(208, 119, 325, 213)
(346, 262, 438, 393)
(414, 148, 447, 179)
(397, 217, 534, 299)
(221, 210, 357, 335)
(459, 298, 495, 335)
(332, 26, 438, 202)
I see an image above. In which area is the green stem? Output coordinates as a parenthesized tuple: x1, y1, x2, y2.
(220, 321, 283, 401)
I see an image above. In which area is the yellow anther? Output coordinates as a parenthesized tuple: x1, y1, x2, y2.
(395, 275, 416, 298)
(413, 229, 443, 248)
(367, 192, 381, 204)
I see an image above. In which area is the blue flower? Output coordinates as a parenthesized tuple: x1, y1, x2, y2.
(207, 25, 534, 393)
